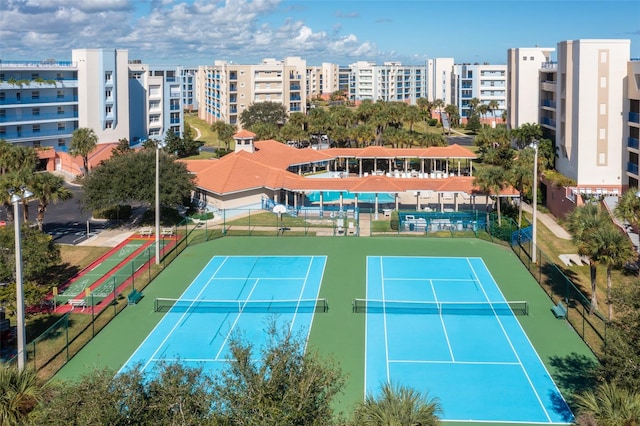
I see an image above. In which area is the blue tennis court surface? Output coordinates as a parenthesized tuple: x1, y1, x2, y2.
(120, 255, 326, 376)
(364, 256, 573, 423)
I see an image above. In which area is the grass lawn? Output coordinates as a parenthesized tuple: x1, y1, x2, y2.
(59, 245, 111, 271)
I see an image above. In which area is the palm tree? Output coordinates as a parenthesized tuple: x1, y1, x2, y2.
(416, 97, 433, 122)
(211, 121, 237, 151)
(566, 204, 611, 313)
(574, 382, 640, 425)
(29, 172, 73, 231)
(404, 105, 421, 133)
(510, 147, 535, 227)
(615, 188, 640, 230)
(352, 382, 441, 426)
(474, 165, 509, 226)
(69, 127, 98, 175)
(487, 100, 500, 127)
(0, 364, 48, 425)
(593, 224, 637, 320)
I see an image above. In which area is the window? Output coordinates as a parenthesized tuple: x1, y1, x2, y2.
(149, 100, 160, 109)
(56, 73, 63, 80)
(149, 128, 161, 136)
(57, 139, 65, 147)
(150, 114, 160, 123)
(599, 128, 606, 139)
(105, 89, 112, 98)
(530, 56, 534, 60)
(149, 85, 161, 97)
(57, 106, 64, 114)
(32, 108, 40, 116)
(31, 91, 39, 100)
(600, 77, 607, 88)
(0, 110, 4, 118)
(57, 90, 64, 99)
(106, 105, 112, 115)
(600, 51, 608, 63)
(31, 73, 39, 80)
(600, 103, 606, 115)
(33, 124, 40, 133)
(0, 127, 5, 136)
(105, 121, 113, 129)
(33, 141, 41, 148)
(0, 92, 4, 101)
(58, 122, 65, 130)
(105, 72, 112, 82)
(523, 56, 527, 61)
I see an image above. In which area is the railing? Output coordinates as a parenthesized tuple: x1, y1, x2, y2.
(627, 162, 639, 175)
(629, 111, 640, 123)
(628, 137, 639, 150)
(0, 111, 78, 122)
(541, 99, 557, 108)
(0, 95, 78, 105)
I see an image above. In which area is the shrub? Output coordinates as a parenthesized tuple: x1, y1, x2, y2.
(93, 205, 132, 221)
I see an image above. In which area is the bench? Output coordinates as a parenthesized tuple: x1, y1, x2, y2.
(68, 299, 87, 311)
(127, 289, 143, 305)
(551, 301, 567, 319)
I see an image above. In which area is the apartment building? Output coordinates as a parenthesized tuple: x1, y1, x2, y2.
(452, 63, 507, 124)
(306, 62, 339, 99)
(347, 61, 426, 104)
(128, 62, 184, 144)
(506, 47, 556, 130)
(0, 59, 79, 151)
(626, 60, 640, 189)
(198, 57, 308, 126)
(179, 67, 199, 111)
(427, 57, 454, 104)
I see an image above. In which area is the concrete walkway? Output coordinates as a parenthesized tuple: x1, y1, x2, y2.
(520, 202, 571, 240)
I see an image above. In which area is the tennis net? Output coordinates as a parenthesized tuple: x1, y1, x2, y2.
(352, 299, 528, 315)
(154, 297, 329, 313)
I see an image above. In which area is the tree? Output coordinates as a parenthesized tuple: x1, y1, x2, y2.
(351, 382, 442, 426)
(487, 99, 500, 126)
(444, 104, 460, 128)
(615, 189, 640, 230)
(111, 138, 131, 157)
(211, 121, 237, 150)
(0, 364, 48, 426)
(69, 127, 98, 175)
(29, 172, 72, 231)
(511, 123, 542, 150)
(465, 112, 481, 133)
(210, 320, 346, 425)
(566, 204, 611, 313)
(417, 97, 433, 122)
(82, 149, 195, 213)
(592, 224, 637, 320)
(240, 101, 288, 129)
(510, 147, 535, 227)
(574, 382, 640, 425)
(250, 122, 280, 141)
(474, 165, 509, 226)
(32, 364, 215, 425)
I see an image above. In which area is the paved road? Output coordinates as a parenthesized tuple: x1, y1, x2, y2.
(447, 135, 474, 146)
(40, 183, 109, 245)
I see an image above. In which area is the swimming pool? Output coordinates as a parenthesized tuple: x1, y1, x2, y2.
(306, 191, 395, 204)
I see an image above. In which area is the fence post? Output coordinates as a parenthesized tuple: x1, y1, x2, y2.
(113, 277, 117, 315)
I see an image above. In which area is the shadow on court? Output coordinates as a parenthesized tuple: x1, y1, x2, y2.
(548, 352, 598, 408)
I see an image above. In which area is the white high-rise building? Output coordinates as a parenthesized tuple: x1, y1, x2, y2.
(72, 49, 130, 144)
(506, 47, 555, 130)
(554, 39, 630, 187)
(348, 61, 426, 104)
(452, 63, 507, 124)
(427, 58, 454, 104)
(626, 60, 640, 189)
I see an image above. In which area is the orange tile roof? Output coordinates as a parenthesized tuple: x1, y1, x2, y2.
(183, 140, 502, 197)
(234, 129, 256, 138)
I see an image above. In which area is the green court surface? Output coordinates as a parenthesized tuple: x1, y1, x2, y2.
(54, 237, 596, 425)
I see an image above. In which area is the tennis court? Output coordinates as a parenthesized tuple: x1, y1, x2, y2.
(362, 256, 573, 423)
(119, 255, 327, 376)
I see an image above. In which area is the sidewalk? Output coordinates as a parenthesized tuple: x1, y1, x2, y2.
(520, 203, 571, 240)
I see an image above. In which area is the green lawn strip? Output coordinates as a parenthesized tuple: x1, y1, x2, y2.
(56, 240, 148, 301)
(53, 237, 596, 423)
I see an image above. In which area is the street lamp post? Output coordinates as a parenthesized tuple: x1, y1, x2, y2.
(10, 187, 33, 371)
(531, 139, 539, 264)
(155, 144, 160, 265)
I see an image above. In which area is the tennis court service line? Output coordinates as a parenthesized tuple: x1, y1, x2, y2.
(429, 278, 455, 362)
(389, 359, 521, 366)
(466, 258, 552, 423)
(214, 277, 261, 360)
(290, 257, 314, 334)
(140, 257, 231, 372)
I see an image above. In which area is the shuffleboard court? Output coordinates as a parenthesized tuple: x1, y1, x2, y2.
(120, 255, 327, 376)
(363, 256, 573, 423)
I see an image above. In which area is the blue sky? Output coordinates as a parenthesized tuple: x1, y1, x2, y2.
(1, 0, 638, 66)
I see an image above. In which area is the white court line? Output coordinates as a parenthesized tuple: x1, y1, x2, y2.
(214, 278, 260, 360)
(380, 257, 392, 383)
(382, 277, 478, 282)
(466, 258, 552, 423)
(118, 255, 228, 374)
(430, 279, 455, 362)
(289, 257, 314, 334)
(389, 359, 521, 366)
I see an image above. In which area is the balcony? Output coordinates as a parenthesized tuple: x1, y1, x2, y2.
(541, 117, 556, 127)
(629, 137, 639, 150)
(0, 111, 78, 124)
(541, 99, 556, 108)
(629, 111, 640, 123)
(0, 95, 78, 105)
(0, 128, 74, 140)
(627, 162, 639, 175)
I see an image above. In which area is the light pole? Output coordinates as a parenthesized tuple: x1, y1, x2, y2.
(9, 187, 33, 371)
(155, 144, 160, 265)
(531, 139, 539, 264)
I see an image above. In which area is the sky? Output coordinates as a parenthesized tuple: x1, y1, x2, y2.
(1, 0, 639, 66)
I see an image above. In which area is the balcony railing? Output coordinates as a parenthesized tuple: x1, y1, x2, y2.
(0, 128, 74, 140)
(0, 111, 78, 123)
(0, 95, 78, 105)
(541, 117, 556, 127)
(627, 162, 639, 175)
(629, 137, 639, 150)
(541, 99, 556, 108)
(629, 111, 640, 123)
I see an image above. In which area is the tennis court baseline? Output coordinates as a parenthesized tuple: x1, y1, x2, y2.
(119, 255, 327, 377)
(363, 256, 573, 424)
